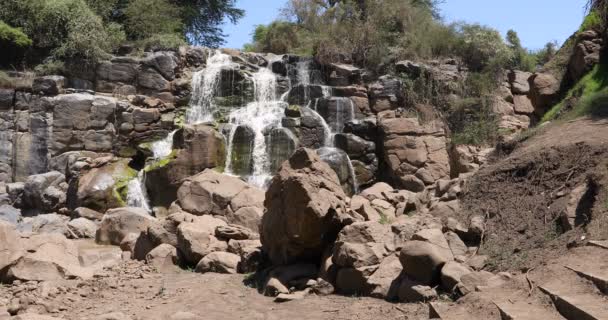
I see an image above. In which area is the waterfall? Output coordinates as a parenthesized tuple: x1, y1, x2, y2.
(150, 130, 176, 159)
(186, 50, 235, 124)
(126, 171, 151, 212)
(224, 67, 287, 188)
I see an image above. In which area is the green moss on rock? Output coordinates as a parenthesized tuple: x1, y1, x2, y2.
(112, 166, 138, 206)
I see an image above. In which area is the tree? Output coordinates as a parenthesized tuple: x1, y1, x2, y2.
(178, 0, 244, 47)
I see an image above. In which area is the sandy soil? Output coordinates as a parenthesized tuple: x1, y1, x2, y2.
(0, 261, 428, 320)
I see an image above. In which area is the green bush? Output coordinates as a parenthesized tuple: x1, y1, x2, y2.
(450, 97, 499, 146)
(124, 0, 183, 40)
(580, 10, 602, 32)
(34, 60, 65, 75)
(455, 23, 512, 72)
(575, 90, 608, 118)
(0, 20, 32, 47)
(139, 33, 186, 51)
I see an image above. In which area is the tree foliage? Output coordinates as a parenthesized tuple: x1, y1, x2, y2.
(0, 0, 243, 65)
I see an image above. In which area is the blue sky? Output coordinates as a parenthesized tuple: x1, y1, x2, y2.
(222, 0, 589, 50)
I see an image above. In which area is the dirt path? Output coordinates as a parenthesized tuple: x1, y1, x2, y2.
(0, 261, 427, 320)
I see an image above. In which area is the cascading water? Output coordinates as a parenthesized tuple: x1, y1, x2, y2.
(150, 130, 176, 159)
(296, 60, 358, 192)
(224, 67, 287, 188)
(126, 171, 151, 212)
(186, 51, 235, 124)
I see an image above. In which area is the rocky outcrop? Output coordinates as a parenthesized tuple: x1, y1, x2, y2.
(379, 116, 450, 191)
(145, 124, 226, 207)
(261, 148, 351, 265)
(569, 30, 603, 83)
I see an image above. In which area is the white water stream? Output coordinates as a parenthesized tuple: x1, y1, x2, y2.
(128, 52, 361, 211)
(224, 67, 287, 188)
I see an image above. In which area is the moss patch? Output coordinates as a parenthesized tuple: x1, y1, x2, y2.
(112, 166, 138, 206)
(143, 150, 177, 173)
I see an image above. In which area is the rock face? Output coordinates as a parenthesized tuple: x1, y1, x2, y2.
(569, 30, 602, 83)
(261, 148, 350, 265)
(145, 124, 226, 207)
(379, 117, 450, 191)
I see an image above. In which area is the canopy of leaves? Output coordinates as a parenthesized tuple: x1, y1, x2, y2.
(0, 0, 243, 65)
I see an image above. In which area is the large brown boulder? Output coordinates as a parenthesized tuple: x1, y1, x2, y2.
(379, 117, 450, 191)
(96, 207, 157, 245)
(261, 148, 351, 265)
(74, 157, 134, 212)
(176, 169, 262, 216)
(529, 73, 560, 116)
(0, 221, 22, 272)
(3, 232, 91, 282)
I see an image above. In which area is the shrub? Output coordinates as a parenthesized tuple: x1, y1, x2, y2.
(139, 33, 186, 51)
(449, 97, 499, 146)
(580, 10, 602, 32)
(0, 20, 32, 67)
(34, 60, 65, 76)
(124, 0, 183, 41)
(0, 21, 32, 47)
(454, 23, 513, 72)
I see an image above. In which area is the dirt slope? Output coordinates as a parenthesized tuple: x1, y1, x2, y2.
(462, 117, 608, 271)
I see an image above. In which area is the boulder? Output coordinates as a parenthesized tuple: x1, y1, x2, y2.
(96, 207, 156, 245)
(398, 278, 437, 302)
(195, 252, 240, 274)
(379, 117, 449, 190)
(507, 70, 532, 94)
(177, 169, 249, 216)
(142, 51, 178, 80)
(226, 206, 263, 232)
(512, 95, 535, 115)
(30, 214, 69, 235)
(0, 204, 21, 225)
(440, 261, 472, 291)
(0, 221, 22, 272)
(411, 229, 454, 261)
(146, 244, 179, 272)
(529, 73, 560, 116)
(360, 182, 393, 202)
(21, 171, 67, 215)
(73, 207, 103, 221)
(569, 33, 602, 82)
(335, 266, 376, 295)
(399, 240, 452, 285)
(74, 158, 133, 212)
(176, 220, 228, 265)
(367, 254, 403, 300)
(4, 233, 90, 282)
(332, 221, 394, 268)
(215, 224, 258, 241)
(67, 218, 98, 239)
(32, 76, 65, 95)
(261, 148, 349, 265)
